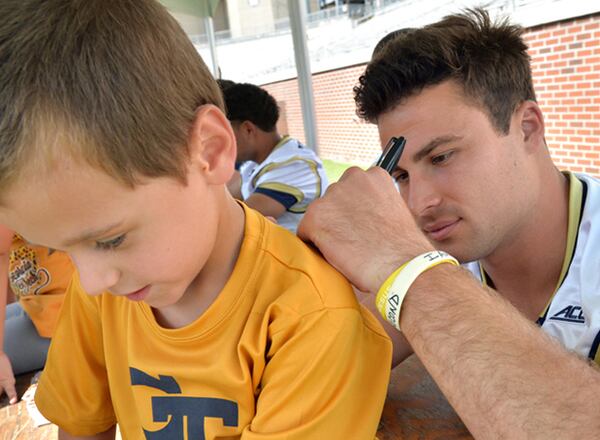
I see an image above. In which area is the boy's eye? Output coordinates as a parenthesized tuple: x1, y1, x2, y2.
(431, 151, 454, 165)
(95, 234, 126, 251)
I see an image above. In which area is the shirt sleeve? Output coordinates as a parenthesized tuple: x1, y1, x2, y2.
(242, 306, 392, 439)
(34, 273, 116, 436)
(251, 158, 325, 213)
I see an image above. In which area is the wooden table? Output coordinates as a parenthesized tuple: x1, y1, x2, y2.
(1, 356, 470, 440)
(377, 355, 472, 439)
(0, 372, 56, 440)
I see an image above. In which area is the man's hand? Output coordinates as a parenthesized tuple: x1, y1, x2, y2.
(298, 167, 432, 293)
(0, 351, 17, 404)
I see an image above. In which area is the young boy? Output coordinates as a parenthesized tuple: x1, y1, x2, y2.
(220, 82, 328, 233)
(0, 1, 392, 439)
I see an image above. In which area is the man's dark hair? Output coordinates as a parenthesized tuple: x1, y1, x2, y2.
(221, 83, 279, 132)
(354, 8, 535, 134)
(371, 28, 415, 59)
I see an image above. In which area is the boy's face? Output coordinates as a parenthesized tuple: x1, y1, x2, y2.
(0, 156, 223, 311)
(378, 80, 541, 263)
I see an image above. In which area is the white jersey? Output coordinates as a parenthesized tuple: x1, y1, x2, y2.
(240, 136, 329, 233)
(464, 172, 600, 365)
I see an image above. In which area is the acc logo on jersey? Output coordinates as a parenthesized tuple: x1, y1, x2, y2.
(549, 305, 585, 324)
(130, 367, 239, 440)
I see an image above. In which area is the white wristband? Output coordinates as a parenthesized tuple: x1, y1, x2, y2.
(375, 250, 459, 331)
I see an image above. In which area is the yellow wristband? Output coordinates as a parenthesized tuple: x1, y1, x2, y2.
(375, 250, 459, 331)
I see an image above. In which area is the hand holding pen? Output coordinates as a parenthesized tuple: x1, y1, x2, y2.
(375, 136, 406, 175)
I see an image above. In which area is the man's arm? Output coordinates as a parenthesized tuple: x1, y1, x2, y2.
(403, 265, 600, 438)
(244, 193, 287, 219)
(59, 426, 116, 440)
(228, 169, 289, 219)
(298, 167, 600, 438)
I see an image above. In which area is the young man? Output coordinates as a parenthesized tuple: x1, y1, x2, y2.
(0, 1, 392, 438)
(221, 82, 328, 233)
(299, 9, 600, 438)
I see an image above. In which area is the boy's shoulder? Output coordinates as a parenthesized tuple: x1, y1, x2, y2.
(244, 206, 359, 312)
(247, 209, 390, 340)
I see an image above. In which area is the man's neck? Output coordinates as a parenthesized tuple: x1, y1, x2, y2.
(481, 170, 570, 320)
(254, 131, 283, 165)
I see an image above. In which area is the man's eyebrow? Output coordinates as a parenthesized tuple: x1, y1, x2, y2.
(62, 222, 124, 247)
(411, 135, 462, 163)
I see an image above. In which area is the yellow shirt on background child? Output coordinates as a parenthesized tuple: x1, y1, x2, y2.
(9, 235, 73, 337)
(35, 206, 392, 439)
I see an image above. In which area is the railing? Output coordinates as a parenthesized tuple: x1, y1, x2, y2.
(189, 0, 404, 45)
(188, 0, 541, 47)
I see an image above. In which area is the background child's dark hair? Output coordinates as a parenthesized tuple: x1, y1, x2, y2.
(220, 83, 280, 132)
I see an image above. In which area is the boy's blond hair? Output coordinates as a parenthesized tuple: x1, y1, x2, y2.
(0, 0, 223, 194)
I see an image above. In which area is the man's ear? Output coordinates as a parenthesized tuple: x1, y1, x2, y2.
(514, 100, 545, 153)
(240, 120, 257, 136)
(188, 105, 237, 185)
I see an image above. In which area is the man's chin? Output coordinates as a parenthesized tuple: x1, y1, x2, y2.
(429, 242, 473, 265)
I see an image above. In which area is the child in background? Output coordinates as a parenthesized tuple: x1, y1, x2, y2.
(0, 1, 392, 439)
(0, 224, 73, 404)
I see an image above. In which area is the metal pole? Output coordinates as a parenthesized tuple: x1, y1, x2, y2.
(288, 0, 319, 153)
(204, 16, 219, 78)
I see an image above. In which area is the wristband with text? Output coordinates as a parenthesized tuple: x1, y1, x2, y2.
(375, 250, 459, 331)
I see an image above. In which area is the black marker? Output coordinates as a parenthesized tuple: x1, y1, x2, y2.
(376, 136, 406, 175)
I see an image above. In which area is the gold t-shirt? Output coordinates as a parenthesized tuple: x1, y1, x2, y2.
(35, 205, 392, 439)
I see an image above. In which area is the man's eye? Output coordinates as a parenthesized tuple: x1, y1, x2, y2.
(431, 151, 454, 165)
(95, 235, 126, 251)
(393, 170, 409, 183)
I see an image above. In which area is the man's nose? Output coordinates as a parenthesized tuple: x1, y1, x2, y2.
(404, 176, 442, 217)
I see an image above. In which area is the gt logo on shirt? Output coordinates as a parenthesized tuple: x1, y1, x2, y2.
(130, 367, 239, 439)
(549, 305, 585, 324)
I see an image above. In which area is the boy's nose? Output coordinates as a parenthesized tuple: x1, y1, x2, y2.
(72, 255, 120, 296)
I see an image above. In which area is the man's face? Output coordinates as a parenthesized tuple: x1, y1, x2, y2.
(377, 81, 535, 263)
(0, 157, 221, 313)
(231, 121, 256, 163)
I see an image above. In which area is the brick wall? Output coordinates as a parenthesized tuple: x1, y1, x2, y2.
(527, 14, 600, 175)
(262, 12, 600, 174)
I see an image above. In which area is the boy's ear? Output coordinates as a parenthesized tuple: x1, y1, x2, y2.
(514, 100, 545, 153)
(188, 105, 237, 185)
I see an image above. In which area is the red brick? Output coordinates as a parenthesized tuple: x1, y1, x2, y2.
(264, 14, 600, 174)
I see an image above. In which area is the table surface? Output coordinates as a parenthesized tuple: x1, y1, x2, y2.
(377, 355, 472, 439)
(0, 372, 56, 440)
(1, 355, 471, 439)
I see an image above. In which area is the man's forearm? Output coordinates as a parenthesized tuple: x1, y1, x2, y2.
(401, 264, 600, 438)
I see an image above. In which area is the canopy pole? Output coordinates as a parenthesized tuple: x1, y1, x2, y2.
(288, 0, 319, 152)
(204, 15, 219, 77)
